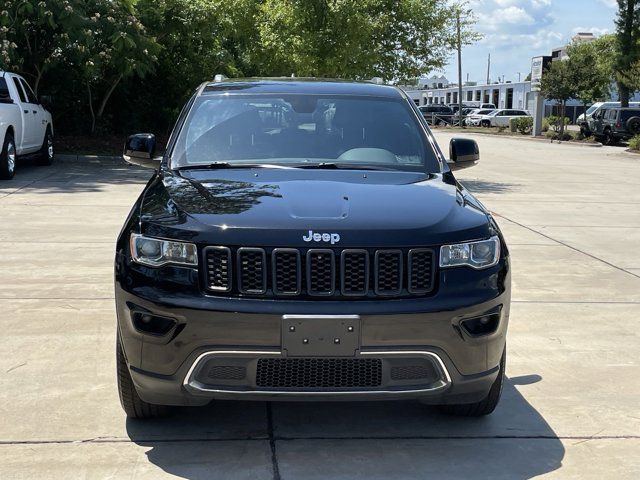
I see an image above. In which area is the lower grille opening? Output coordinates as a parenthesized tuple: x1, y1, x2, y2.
(255, 358, 382, 389)
(207, 365, 247, 381)
(390, 365, 434, 381)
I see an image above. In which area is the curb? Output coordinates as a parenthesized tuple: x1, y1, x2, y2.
(55, 153, 124, 164)
(433, 129, 604, 148)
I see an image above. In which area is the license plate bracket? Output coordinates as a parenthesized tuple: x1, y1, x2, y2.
(282, 315, 361, 357)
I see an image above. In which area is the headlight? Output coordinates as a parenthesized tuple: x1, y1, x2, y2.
(440, 236, 500, 269)
(130, 234, 197, 267)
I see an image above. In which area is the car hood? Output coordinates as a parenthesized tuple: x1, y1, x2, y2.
(140, 169, 492, 247)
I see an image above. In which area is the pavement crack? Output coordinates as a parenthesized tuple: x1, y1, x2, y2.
(494, 213, 640, 280)
(267, 403, 282, 480)
(5, 362, 26, 373)
(2, 434, 640, 446)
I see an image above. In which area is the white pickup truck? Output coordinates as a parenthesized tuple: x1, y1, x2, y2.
(0, 71, 54, 179)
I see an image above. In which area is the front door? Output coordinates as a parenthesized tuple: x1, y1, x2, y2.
(17, 77, 45, 153)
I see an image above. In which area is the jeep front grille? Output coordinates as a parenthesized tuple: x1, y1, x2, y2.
(203, 247, 435, 299)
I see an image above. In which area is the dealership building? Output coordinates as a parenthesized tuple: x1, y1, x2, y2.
(406, 77, 534, 111)
(403, 32, 640, 122)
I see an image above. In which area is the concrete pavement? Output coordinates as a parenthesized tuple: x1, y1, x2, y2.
(0, 136, 639, 479)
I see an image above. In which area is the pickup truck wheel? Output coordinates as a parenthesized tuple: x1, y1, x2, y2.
(37, 128, 54, 166)
(117, 336, 171, 419)
(481, 120, 490, 128)
(438, 349, 505, 417)
(0, 133, 16, 180)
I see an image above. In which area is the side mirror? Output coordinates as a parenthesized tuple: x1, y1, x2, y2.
(123, 133, 161, 168)
(448, 138, 479, 170)
(39, 94, 53, 109)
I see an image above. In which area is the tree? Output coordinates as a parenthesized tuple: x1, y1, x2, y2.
(540, 59, 577, 139)
(0, 0, 85, 94)
(566, 36, 615, 120)
(615, 0, 640, 107)
(254, 0, 479, 81)
(69, 0, 159, 133)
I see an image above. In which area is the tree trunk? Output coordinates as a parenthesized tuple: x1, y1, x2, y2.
(96, 74, 123, 120)
(34, 66, 42, 98)
(560, 101, 566, 141)
(87, 83, 96, 135)
(618, 81, 630, 108)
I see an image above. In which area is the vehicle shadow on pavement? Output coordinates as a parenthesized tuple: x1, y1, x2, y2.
(5, 159, 150, 194)
(459, 179, 518, 195)
(126, 374, 564, 480)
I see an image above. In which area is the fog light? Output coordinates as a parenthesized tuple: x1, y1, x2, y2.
(132, 311, 177, 336)
(461, 313, 500, 337)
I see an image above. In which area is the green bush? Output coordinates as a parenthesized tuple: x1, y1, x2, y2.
(546, 116, 570, 133)
(511, 117, 533, 135)
(629, 135, 640, 151)
(545, 130, 574, 141)
(542, 118, 550, 132)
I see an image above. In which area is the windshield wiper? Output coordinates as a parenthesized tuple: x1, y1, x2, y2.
(176, 162, 293, 171)
(297, 162, 396, 171)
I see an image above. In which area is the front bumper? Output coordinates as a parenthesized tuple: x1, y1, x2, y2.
(115, 257, 510, 406)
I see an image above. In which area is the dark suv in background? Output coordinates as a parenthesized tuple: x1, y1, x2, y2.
(418, 105, 455, 125)
(117, 78, 510, 420)
(592, 107, 640, 145)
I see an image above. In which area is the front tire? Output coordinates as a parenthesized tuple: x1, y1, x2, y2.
(37, 128, 54, 166)
(438, 349, 505, 417)
(0, 132, 16, 180)
(602, 129, 616, 146)
(117, 336, 171, 419)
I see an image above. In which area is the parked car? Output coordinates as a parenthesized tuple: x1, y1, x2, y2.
(591, 107, 640, 145)
(116, 78, 511, 419)
(579, 101, 640, 136)
(0, 71, 54, 179)
(467, 102, 496, 110)
(479, 109, 531, 128)
(418, 105, 454, 125)
(464, 109, 496, 126)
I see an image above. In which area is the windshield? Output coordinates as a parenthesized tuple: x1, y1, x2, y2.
(586, 104, 602, 115)
(171, 94, 440, 172)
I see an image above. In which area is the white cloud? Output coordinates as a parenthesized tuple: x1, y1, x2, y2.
(473, 0, 553, 34)
(597, 0, 617, 8)
(501, 6, 536, 23)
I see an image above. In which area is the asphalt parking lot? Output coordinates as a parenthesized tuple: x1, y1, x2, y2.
(1, 133, 639, 479)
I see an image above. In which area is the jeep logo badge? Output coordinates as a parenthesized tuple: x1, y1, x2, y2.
(303, 230, 341, 245)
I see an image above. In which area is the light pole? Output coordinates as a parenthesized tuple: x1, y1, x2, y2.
(456, 10, 463, 127)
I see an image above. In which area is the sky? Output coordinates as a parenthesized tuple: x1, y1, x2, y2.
(441, 0, 619, 84)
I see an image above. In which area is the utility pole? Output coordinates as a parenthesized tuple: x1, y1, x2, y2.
(457, 10, 463, 127)
(517, 72, 521, 82)
(486, 53, 491, 85)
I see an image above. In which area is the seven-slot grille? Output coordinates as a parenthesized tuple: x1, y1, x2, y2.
(204, 247, 435, 299)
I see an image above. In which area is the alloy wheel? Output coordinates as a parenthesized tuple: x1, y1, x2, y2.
(7, 141, 15, 173)
(47, 135, 54, 159)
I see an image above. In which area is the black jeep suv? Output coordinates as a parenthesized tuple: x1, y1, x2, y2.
(116, 79, 510, 419)
(592, 107, 640, 145)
